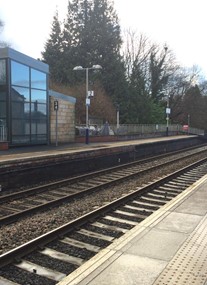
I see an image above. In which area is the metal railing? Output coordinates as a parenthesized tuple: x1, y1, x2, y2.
(0, 125, 7, 141)
(75, 124, 204, 137)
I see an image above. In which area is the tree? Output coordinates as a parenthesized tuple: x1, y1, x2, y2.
(49, 81, 116, 124)
(0, 20, 3, 31)
(122, 32, 173, 123)
(123, 32, 152, 80)
(63, 0, 127, 101)
(43, 0, 125, 89)
(60, 0, 93, 83)
(42, 0, 128, 124)
(43, 5, 207, 127)
(182, 85, 203, 128)
(149, 45, 171, 102)
(170, 82, 207, 130)
(168, 66, 202, 124)
(88, 0, 125, 97)
(0, 19, 10, 48)
(42, 11, 66, 83)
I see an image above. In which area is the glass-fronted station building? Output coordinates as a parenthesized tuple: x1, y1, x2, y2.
(0, 47, 49, 146)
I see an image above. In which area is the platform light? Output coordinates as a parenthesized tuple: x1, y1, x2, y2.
(73, 65, 102, 144)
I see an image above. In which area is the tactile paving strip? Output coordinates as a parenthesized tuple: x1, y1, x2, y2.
(153, 215, 207, 285)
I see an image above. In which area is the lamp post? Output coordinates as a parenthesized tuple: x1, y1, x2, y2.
(116, 103, 120, 131)
(166, 94, 170, 136)
(188, 114, 190, 135)
(163, 45, 170, 136)
(73, 65, 102, 144)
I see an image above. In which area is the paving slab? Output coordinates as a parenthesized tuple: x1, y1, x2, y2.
(173, 189, 207, 216)
(86, 254, 167, 285)
(153, 214, 207, 285)
(58, 175, 207, 285)
(126, 228, 187, 261)
(154, 211, 203, 233)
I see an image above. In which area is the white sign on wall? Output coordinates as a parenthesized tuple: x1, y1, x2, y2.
(88, 90, 94, 97)
(166, 107, 171, 114)
(86, 98, 90, 106)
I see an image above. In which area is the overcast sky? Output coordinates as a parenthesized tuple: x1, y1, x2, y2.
(1, 0, 207, 77)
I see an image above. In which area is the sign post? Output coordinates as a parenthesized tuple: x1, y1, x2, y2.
(166, 107, 171, 136)
(54, 100, 58, 146)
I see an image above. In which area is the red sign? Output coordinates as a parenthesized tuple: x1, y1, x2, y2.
(182, 125, 188, 130)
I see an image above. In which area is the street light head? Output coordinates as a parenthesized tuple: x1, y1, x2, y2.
(92, 64, 102, 70)
(73, 66, 83, 71)
(73, 65, 102, 71)
(164, 44, 168, 53)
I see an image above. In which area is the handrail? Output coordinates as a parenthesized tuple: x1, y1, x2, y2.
(0, 125, 7, 142)
(75, 124, 204, 137)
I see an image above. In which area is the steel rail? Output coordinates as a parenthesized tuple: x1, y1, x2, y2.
(0, 147, 207, 226)
(1, 157, 207, 268)
(1, 144, 206, 203)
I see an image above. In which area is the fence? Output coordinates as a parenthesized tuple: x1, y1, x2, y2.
(0, 125, 7, 142)
(110, 124, 204, 136)
(75, 124, 204, 137)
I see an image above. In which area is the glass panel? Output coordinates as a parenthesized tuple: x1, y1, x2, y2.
(0, 90, 6, 100)
(0, 118, 7, 141)
(31, 120, 47, 134)
(24, 121, 31, 135)
(0, 117, 7, 138)
(31, 69, 46, 90)
(31, 103, 47, 116)
(12, 102, 30, 119)
(11, 61, 29, 87)
(0, 102, 6, 117)
(10, 61, 48, 144)
(12, 119, 29, 135)
(11, 86, 30, 102)
(12, 135, 30, 143)
(31, 134, 47, 142)
(24, 103, 30, 114)
(0, 60, 6, 85)
(31, 89, 46, 103)
(0, 118, 6, 125)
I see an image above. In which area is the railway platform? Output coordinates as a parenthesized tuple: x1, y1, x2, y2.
(0, 134, 207, 285)
(57, 173, 207, 285)
(0, 135, 199, 163)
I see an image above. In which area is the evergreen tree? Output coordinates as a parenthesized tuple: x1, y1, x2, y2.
(44, 3, 206, 126)
(0, 19, 10, 48)
(42, 11, 65, 83)
(182, 85, 203, 128)
(128, 56, 148, 123)
(0, 19, 3, 33)
(0, 20, 3, 47)
(60, 0, 94, 84)
(93, 0, 127, 104)
(42, 0, 128, 116)
(128, 55, 165, 124)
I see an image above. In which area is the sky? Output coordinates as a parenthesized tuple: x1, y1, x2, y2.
(1, 0, 207, 78)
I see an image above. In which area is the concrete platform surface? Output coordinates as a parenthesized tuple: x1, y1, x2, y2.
(0, 135, 195, 163)
(57, 174, 207, 285)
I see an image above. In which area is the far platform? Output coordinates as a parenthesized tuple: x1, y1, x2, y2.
(0, 134, 204, 190)
(0, 135, 199, 164)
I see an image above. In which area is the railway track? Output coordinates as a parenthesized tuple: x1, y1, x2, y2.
(0, 145, 207, 226)
(0, 157, 207, 285)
